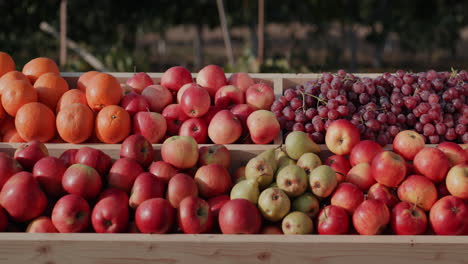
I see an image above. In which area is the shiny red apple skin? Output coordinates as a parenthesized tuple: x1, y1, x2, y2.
(352, 199, 390, 235)
(107, 158, 144, 193)
(325, 155, 351, 183)
(371, 151, 406, 187)
(181, 86, 211, 118)
(391, 201, 428, 235)
(120, 134, 154, 167)
(215, 85, 244, 109)
(26, 216, 58, 233)
(148, 161, 178, 184)
(75, 147, 112, 176)
(59, 149, 78, 167)
(245, 83, 275, 110)
(126, 72, 154, 94)
(367, 183, 399, 208)
(317, 205, 349, 235)
(0, 152, 23, 190)
(325, 119, 360, 155)
(179, 118, 208, 144)
(92, 193, 129, 233)
(161, 66, 193, 92)
(177, 83, 201, 104)
(198, 144, 231, 169)
(62, 164, 102, 200)
(51, 194, 90, 233)
(218, 198, 262, 234)
(207, 195, 230, 221)
(437, 142, 468, 166)
(196, 65, 227, 97)
(228, 72, 255, 93)
(346, 163, 376, 191)
(161, 135, 199, 169)
(397, 174, 437, 211)
(330, 182, 364, 214)
(120, 92, 150, 117)
(14, 140, 49, 171)
(349, 140, 383, 166)
(135, 198, 175, 234)
(33, 157, 67, 197)
(413, 147, 450, 183)
(393, 130, 425, 161)
(142, 84, 173, 113)
(166, 173, 198, 208)
(129, 172, 165, 209)
(133, 111, 167, 144)
(208, 110, 243, 144)
(195, 164, 232, 198)
(162, 104, 189, 135)
(429, 195, 468, 235)
(246, 110, 280, 144)
(178, 196, 213, 234)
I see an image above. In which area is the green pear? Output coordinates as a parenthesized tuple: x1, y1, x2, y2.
(230, 178, 260, 204)
(297, 153, 322, 174)
(309, 165, 337, 198)
(276, 165, 308, 197)
(276, 150, 296, 173)
(282, 211, 314, 234)
(245, 156, 274, 189)
(292, 193, 320, 218)
(284, 131, 320, 160)
(258, 187, 291, 222)
(257, 148, 278, 172)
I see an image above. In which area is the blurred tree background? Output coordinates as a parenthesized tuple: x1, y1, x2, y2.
(1, 0, 468, 73)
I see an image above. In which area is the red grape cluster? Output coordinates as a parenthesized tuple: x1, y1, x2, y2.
(272, 69, 468, 145)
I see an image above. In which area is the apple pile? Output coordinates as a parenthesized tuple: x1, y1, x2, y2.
(124, 65, 279, 145)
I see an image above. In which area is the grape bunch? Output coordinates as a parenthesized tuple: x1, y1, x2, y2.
(272, 69, 468, 145)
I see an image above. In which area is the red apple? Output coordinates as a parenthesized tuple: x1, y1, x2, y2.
(245, 83, 275, 110)
(135, 198, 175, 234)
(161, 135, 198, 169)
(203, 105, 222, 125)
(162, 104, 189, 135)
(161, 66, 193, 91)
(92, 192, 129, 233)
(437, 181, 450, 199)
(397, 174, 437, 211)
(62, 164, 102, 200)
(260, 225, 283, 234)
(393, 130, 425, 161)
(0, 152, 23, 190)
(367, 183, 399, 208)
(207, 195, 230, 222)
(325, 155, 351, 183)
(371, 151, 406, 187)
(330, 182, 364, 214)
(349, 140, 383, 166)
(208, 110, 242, 144)
(51, 194, 90, 233)
(179, 118, 208, 144)
(97, 187, 129, 203)
(232, 166, 246, 183)
(346, 163, 376, 191)
(0, 171, 47, 222)
(391, 201, 428, 235)
(196, 65, 227, 97)
(120, 92, 150, 116)
(148, 161, 178, 184)
(133, 111, 167, 144)
(215, 85, 244, 109)
(129, 172, 165, 209)
(246, 110, 280, 144)
(178, 196, 213, 234)
(166, 173, 198, 208)
(437, 142, 468, 166)
(231, 104, 256, 134)
(142, 84, 173, 113)
(317, 205, 349, 235)
(446, 164, 468, 199)
(14, 140, 49, 171)
(26, 216, 58, 233)
(181, 86, 210, 118)
(33, 157, 66, 197)
(195, 164, 231, 198)
(59, 149, 78, 167)
(125, 72, 154, 94)
(325, 119, 360, 155)
(413, 147, 450, 183)
(218, 198, 262, 234)
(75, 147, 112, 175)
(429, 195, 468, 235)
(352, 199, 390, 235)
(228, 72, 255, 93)
(120, 134, 154, 167)
(198, 144, 231, 169)
(177, 83, 201, 104)
(107, 158, 144, 193)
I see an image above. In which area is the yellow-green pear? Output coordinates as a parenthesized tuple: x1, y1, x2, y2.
(285, 131, 320, 160)
(258, 187, 291, 222)
(282, 211, 313, 234)
(309, 165, 337, 198)
(276, 164, 308, 197)
(230, 178, 260, 204)
(297, 153, 322, 174)
(245, 156, 274, 189)
(292, 193, 320, 218)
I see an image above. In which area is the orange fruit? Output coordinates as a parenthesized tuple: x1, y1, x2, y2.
(0, 71, 29, 95)
(56, 89, 87, 113)
(0, 116, 14, 136)
(0, 52, 15, 77)
(95, 105, 130, 143)
(15, 102, 56, 142)
(77, 71, 99, 92)
(3, 128, 25, 143)
(1, 80, 38, 116)
(22, 57, 59, 84)
(33, 72, 69, 110)
(86, 73, 122, 111)
(57, 103, 94, 144)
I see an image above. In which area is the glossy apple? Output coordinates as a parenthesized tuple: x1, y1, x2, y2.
(135, 198, 175, 234)
(228, 72, 255, 93)
(246, 110, 280, 144)
(215, 85, 244, 109)
(218, 199, 262, 234)
(161, 136, 198, 169)
(141, 84, 173, 113)
(352, 199, 390, 235)
(397, 175, 437, 211)
(203, 105, 222, 125)
(148, 161, 178, 184)
(367, 183, 399, 208)
(325, 155, 351, 183)
(177, 83, 200, 104)
(92, 192, 129, 233)
(349, 140, 383, 166)
(446, 164, 468, 199)
(208, 110, 243, 144)
(245, 83, 274, 110)
(120, 134, 154, 167)
(198, 144, 231, 169)
(162, 104, 189, 135)
(413, 147, 450, 183)
(179, 118, 208, 144)
(0, 171, 47, 222)
(33, 157, 66, 197)
(207, 195, 230, 224)
(317, 205, 349, 235)
(181, 86, 210, 118)
(59, 149, 78, 167)
(129, 172, 165, 209)
(161, 66, 193, 91)
(231, 104, 256, 134)
(196, 65, 227, 97)
(346, 163, 376, 191)
(0, 152, 23, 190)
(14, 140, 49, 171)
(107, 158, 144, 193)
(62, 164, 102, 200)
(391, 201, 428, 235)
(26, 216, 58, 233)
(195, 164, 232, 198)
(429, 195, 468, 235)
(393, 130, 425, 160)
(125, 72, 154, 94)
(371, 151, 406, 187)
(120, 92, 150, 116)
(330, 182, 364, 214)
(166, 173, 198, 208)
(437, 142, 468, 166)
(178, 196, 213, 234)
(75, 147, 112, 175)
(51, 194, 90, 233)
(325, 119, 360, 155)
